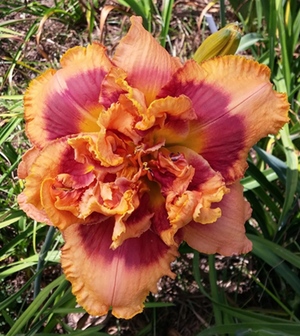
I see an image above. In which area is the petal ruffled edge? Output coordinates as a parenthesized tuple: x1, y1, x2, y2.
(61, 218, 179, 319)
(24, 43, 113, 149)
(183, 181, 252, 256)
(158, 57, 289, 183)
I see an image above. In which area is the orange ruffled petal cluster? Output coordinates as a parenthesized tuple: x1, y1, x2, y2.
(18, 16, 289, 319)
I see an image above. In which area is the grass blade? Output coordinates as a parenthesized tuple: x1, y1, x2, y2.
(6, 275, 65, 336)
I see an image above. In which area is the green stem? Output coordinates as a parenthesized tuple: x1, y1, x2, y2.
(34, 226, 56, 298)
(208, 254, 223, 325)
(153, 307, 156, 336)
(220, 0, 226, 27)
(269, 0, 276, 74)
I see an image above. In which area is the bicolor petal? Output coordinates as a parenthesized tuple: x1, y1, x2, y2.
(150, 147, 228, 245)
(21, 136, 103, 230)
(183, 182, 252, 256)
(98, 102, 142, 144)
(24, 44, 113, 149)
(40, 178, 87, 229)
(113, 16, 182, 106)
(61, 218, 179, 319)
(110, 193, 153, 249)
(159, 56, 289, 182)
(24, 137, 93, 209)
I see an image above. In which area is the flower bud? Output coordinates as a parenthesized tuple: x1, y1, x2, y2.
(193, 23, 241, 64)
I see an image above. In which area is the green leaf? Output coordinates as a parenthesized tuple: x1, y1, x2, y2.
(278, 124, 299, 227)
(0, 251, 60, 279)
(245, 160, 284, 204)
(195, 323, 300, 336)
(251, 239, 300, 296)
(241, 169, 278, 191)
(237, 33, 264, 52)
(160, 0, 174, 48)
(254, 145, 300, 194)
(0, 117, 22, 147)
(248, 234, 300, 269)
(6, 275, 66, 336)
(0, 222, 44, 259)
(0, 211, 24, 230)
(0, 269, 43, 311)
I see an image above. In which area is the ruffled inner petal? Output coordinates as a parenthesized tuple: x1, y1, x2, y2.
(98, 102, 142, 145)
(183, 181, 252, 256)
(136, 95, 196, 131)
(148, 147, 227, 245)
(24, 137, 94, 208)
(40, 178, 86, 229)
(110, 193, 153, 249)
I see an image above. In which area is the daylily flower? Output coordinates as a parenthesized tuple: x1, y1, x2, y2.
(18, 16, 289, 319)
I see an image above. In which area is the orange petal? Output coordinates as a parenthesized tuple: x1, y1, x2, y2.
(100, 66, 149, 127)
(98, 102, 141, 144)
(61, 218, 179, 319)
(67, 133, 105, 168)
(24, 43, 113, 149)
(183, 181, 252, 256)
(96, 131, 127, 167)
(110, 193, 153, 249)
(17, 147, 40, 179)
(143, 94, 197, 147)
(158, 56, 289, 183)
(150, 147, 228, 245)
(18, 193, 52, 225)
(151, 151, 195, 197)
(178, 146, 229, 225)
(23, 139, 104, 230)
(113, 16, 182, 106)
(136, 95, 196, 131)
(24, 139, 70, 209)
(40, 178, 86, 230)
(24, 137, 90, 208)
(23, 137, 96, 227)
(99, 66, 147, 115)
(99, 67, 128, 108)
(169, 147, 228, 226)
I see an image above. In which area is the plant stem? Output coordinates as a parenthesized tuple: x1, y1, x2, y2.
(34, 226, 56, 298)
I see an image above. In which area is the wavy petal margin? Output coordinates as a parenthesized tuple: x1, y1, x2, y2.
(159, 56, 289, 183)
(22, 136, 97, 229)
(24, 44, 113, 149)
(61, 218, 179, 319)
(183, 182, 252, 256)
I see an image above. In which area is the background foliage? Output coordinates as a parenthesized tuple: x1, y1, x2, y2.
(0, 0, 300, 335)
